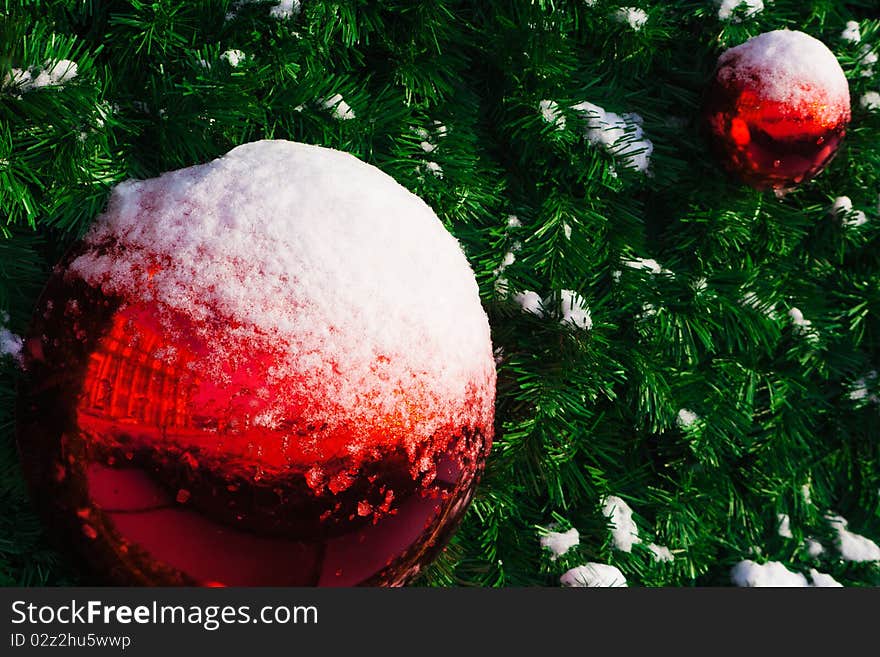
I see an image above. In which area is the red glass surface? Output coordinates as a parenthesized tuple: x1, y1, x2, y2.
(704, 59, 850, 191)
(17, 265, 490, 586)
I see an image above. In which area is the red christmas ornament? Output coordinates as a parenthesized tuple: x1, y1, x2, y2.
(17, 140, 496, 586)
(704, 29, 851, 191)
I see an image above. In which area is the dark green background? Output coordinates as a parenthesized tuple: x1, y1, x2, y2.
(1, 0, 879, 586)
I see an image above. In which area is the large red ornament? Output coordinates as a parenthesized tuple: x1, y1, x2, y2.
(704, 29, 851, 191)
(16, 140, 496, 586)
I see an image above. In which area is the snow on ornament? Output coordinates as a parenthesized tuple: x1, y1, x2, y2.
(16, 140, 496, 586)
(703, 30, 851, 192)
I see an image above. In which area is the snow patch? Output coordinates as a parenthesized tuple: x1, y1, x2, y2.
(32, 59, 78, 88)
(539, 100, 566, 130)
(220, 50, 246, 67)
(572, 102, 653, 172)
(561, 563, 627, 587)
(226, 0, 300, 21)
(624, 257, 667, 275)
(3, 68, 31, 89)
(827, 515, 880, 562)
(717, 0, 764, 22)
(638, 302, 657, 321)
(3, 59, 78, 92)
(424, 161, 443, 178)
(830, 196, 867, 227)
(648, 543, 674, 563)
(614, 7, 648, 31)
(841, 21, 861, 44)
(492, 222, 523, 281)
(804, 538, 825, 558)
(513, 290, 591, 329)
(788, 307, 807, 326)
(676, 408, 699, 428)
(270, 0, 301, 19)
(860, 91, 880, 111)
(0, 324, 23, 363)
(849, 371, 879, 404)
(415, 123, 446, 164)
(777, 513, 793, 538)
(733, 560, 842, 587)
(514, 291, 543, 316)
(809, 569, 842, 587)
(602, 495, 641, 552)
(540, 527, 580, 560)
(801, 483, 812, 504)
(558, 290, 592, 330)
(788, 307, 819, 342)
(321, 93, 356, 120)
(731, 560, 808, 587)
(860, 45, 877, 77)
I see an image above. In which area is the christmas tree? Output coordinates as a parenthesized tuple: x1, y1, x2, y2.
(2, 0, 879, 587)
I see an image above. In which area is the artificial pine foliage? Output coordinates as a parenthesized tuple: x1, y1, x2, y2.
(2, 0, 879, 586)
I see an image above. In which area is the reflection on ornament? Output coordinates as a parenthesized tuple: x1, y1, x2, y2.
(704, 30, 851, 191)
(17, 140, 496, 586)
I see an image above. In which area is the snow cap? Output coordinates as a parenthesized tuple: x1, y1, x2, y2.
(68, 140, 496, 474)
(717, 30, 850, 125)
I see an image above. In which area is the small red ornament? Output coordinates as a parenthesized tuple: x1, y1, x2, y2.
(704, 29, 851, 191)
(17, 140, 496, 586)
